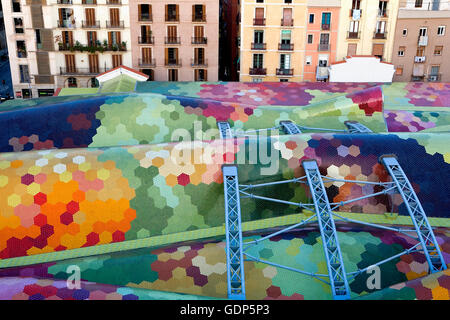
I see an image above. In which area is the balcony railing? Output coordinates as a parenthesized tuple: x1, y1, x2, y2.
(192, 14, 206, 22)
(138, 36, 154, 44)
(58, 42, 127, 52)
(347, 31, 360, 39)
(165, 59, 182, 67)
(377, 9, 388, 17)
(349, 9, 362, 17)
(253, 18, 265, 26)
(138, 59, 156, 67)
(281, 19, 293, 27)
(278, 43, 294, 51)
(81, 0, 96, 4)
(249, 68, 266, 75)
(428, 74, 441, 82)
(191, 58, 208, 67)
(192, 37, 207, 44)
(60, 67, 106, 75)
(57, 0, 73, 4)
(321, 23, 330, 31)
(106, 0, 121, 4)
(251, 43, 266, 50)
(165, 37, 180, 44)
(373, 31, 387, 39)
(414, 56, 426, 63)
(17, 50, 27, 58)
(276, 68, 293, 76)
(106, 20, 124, 28)
(165, 14, 179, 22)
(318, 43, 330, 51)
(82, 20, 100, 28)
(57, 20, 76, 28)
(138, 14, 152, 22)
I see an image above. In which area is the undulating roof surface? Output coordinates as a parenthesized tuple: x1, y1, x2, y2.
(0, 82, 448, 300)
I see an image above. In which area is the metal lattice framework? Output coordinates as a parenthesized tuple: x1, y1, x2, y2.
(344, 121, 373, 133)
(222, 165, 246, 300)
(302, 160, 351, 299)
(221, 153, 443, 300)
(217, 121, 233, 139)
(280, 120, 302, 134)
(381, 156, 446, 273)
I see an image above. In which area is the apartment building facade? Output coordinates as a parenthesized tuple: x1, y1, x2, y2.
(2, 0, 132, 98)
(304, 0, 340, 82)
(335, 0, 399, 62)
(240, 0, 307, 82)
(391, 0, 450, 82)
(129, 0, 219, 81)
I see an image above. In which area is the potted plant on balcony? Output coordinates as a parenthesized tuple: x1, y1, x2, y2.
(120, 41, 127, 51)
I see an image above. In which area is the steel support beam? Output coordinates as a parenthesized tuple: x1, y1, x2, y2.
(217, 121, 233, 139)
(381, 156, 446, 273)
(280, 120, 302, 134)
(302, 160, 351, 300)
(222, 165, 246, 300)
(344, 121, 373, 133)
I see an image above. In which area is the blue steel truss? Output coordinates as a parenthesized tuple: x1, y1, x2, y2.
(302, 160, 351, 300)
(280, 120, 302, 134)
(217, 121, 233, 139)
(222, 165, 246, 300)
(380, 156, 447, 273)
(344, 121, 373, 133)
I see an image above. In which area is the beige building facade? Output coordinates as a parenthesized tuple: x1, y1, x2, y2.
(391, 1, 450, 82)
(335, 0, 399, 62)
(239, 0, 308, 82)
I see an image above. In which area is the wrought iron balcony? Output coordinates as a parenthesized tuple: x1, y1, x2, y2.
(347, 31, 360, 39)
(165, 37, 180, 44)
(373, 31, 387, 39)
(253, 18, 265, 26)
(165, 14, 179, 22)
(60, 67, 106, 75)
(165, 59, 181, 67)
(249, 68, 266, 75)
(81, 20, 100, 28)
(318, 43, 330, 51)
(192, 14, 206, 22)
(106, 20, 124, 28)
(138, 36, 154, 44)
(251, 43, 266, 50)
(57, 0, 73, 4)
(191, 58, 208, 67)
(377, 9, 388, 18)
(138, 14, 152, 22)
(192, 37, 207, 44)
(106, 0, 121, 4)
(281, 19, 293, 27)
(321, 23, 330, 31)
(57, 20, 76, 28)
(138, 59, 156, 67)
(278, 43, 293, 51)
(276, 68, 293, 76)
(81, 0, 96, 4)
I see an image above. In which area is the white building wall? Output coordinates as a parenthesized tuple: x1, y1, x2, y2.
(329, 56, 395, 82)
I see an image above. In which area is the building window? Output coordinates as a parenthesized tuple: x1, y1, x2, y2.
(252, 78, 262, 83)
(112, 54, 122, 68)
(402, 29, 407, 36)
(309, 14, 314, 24)
(168, 69, 178, 81)
(434, 46, 443, 55)
(35, 30, 42, 49)
(284, 0, 292, 3)
(16, 41, 27, 58)
(19, 65, 30, 83)
(321, 12, 331, 30)
(307, 34, 313, 44)
(305, 56, 312, 65)
(14, 18, 24, 33)
(280, 79, 289, 82)
(395, 66, 403, 76)
(252, 54, 263, 69)
(12, 0, 21, 12)
(192, 4, 206, 22)
(140, 69, 154, 81)
(138, 4, 152, 21)
(415, 0, 423, 8)
(90, 78, 99, 88)
(165, 4, 179, 22)
(419, 27, 427, 37)
(194, 69, 207, 81)
(430, 65, 439, 75)
(437, 26, 445, 36)
(256, 0, 264, 3)
(67, 77, 77, 88)
(398, 46, 405, 56)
